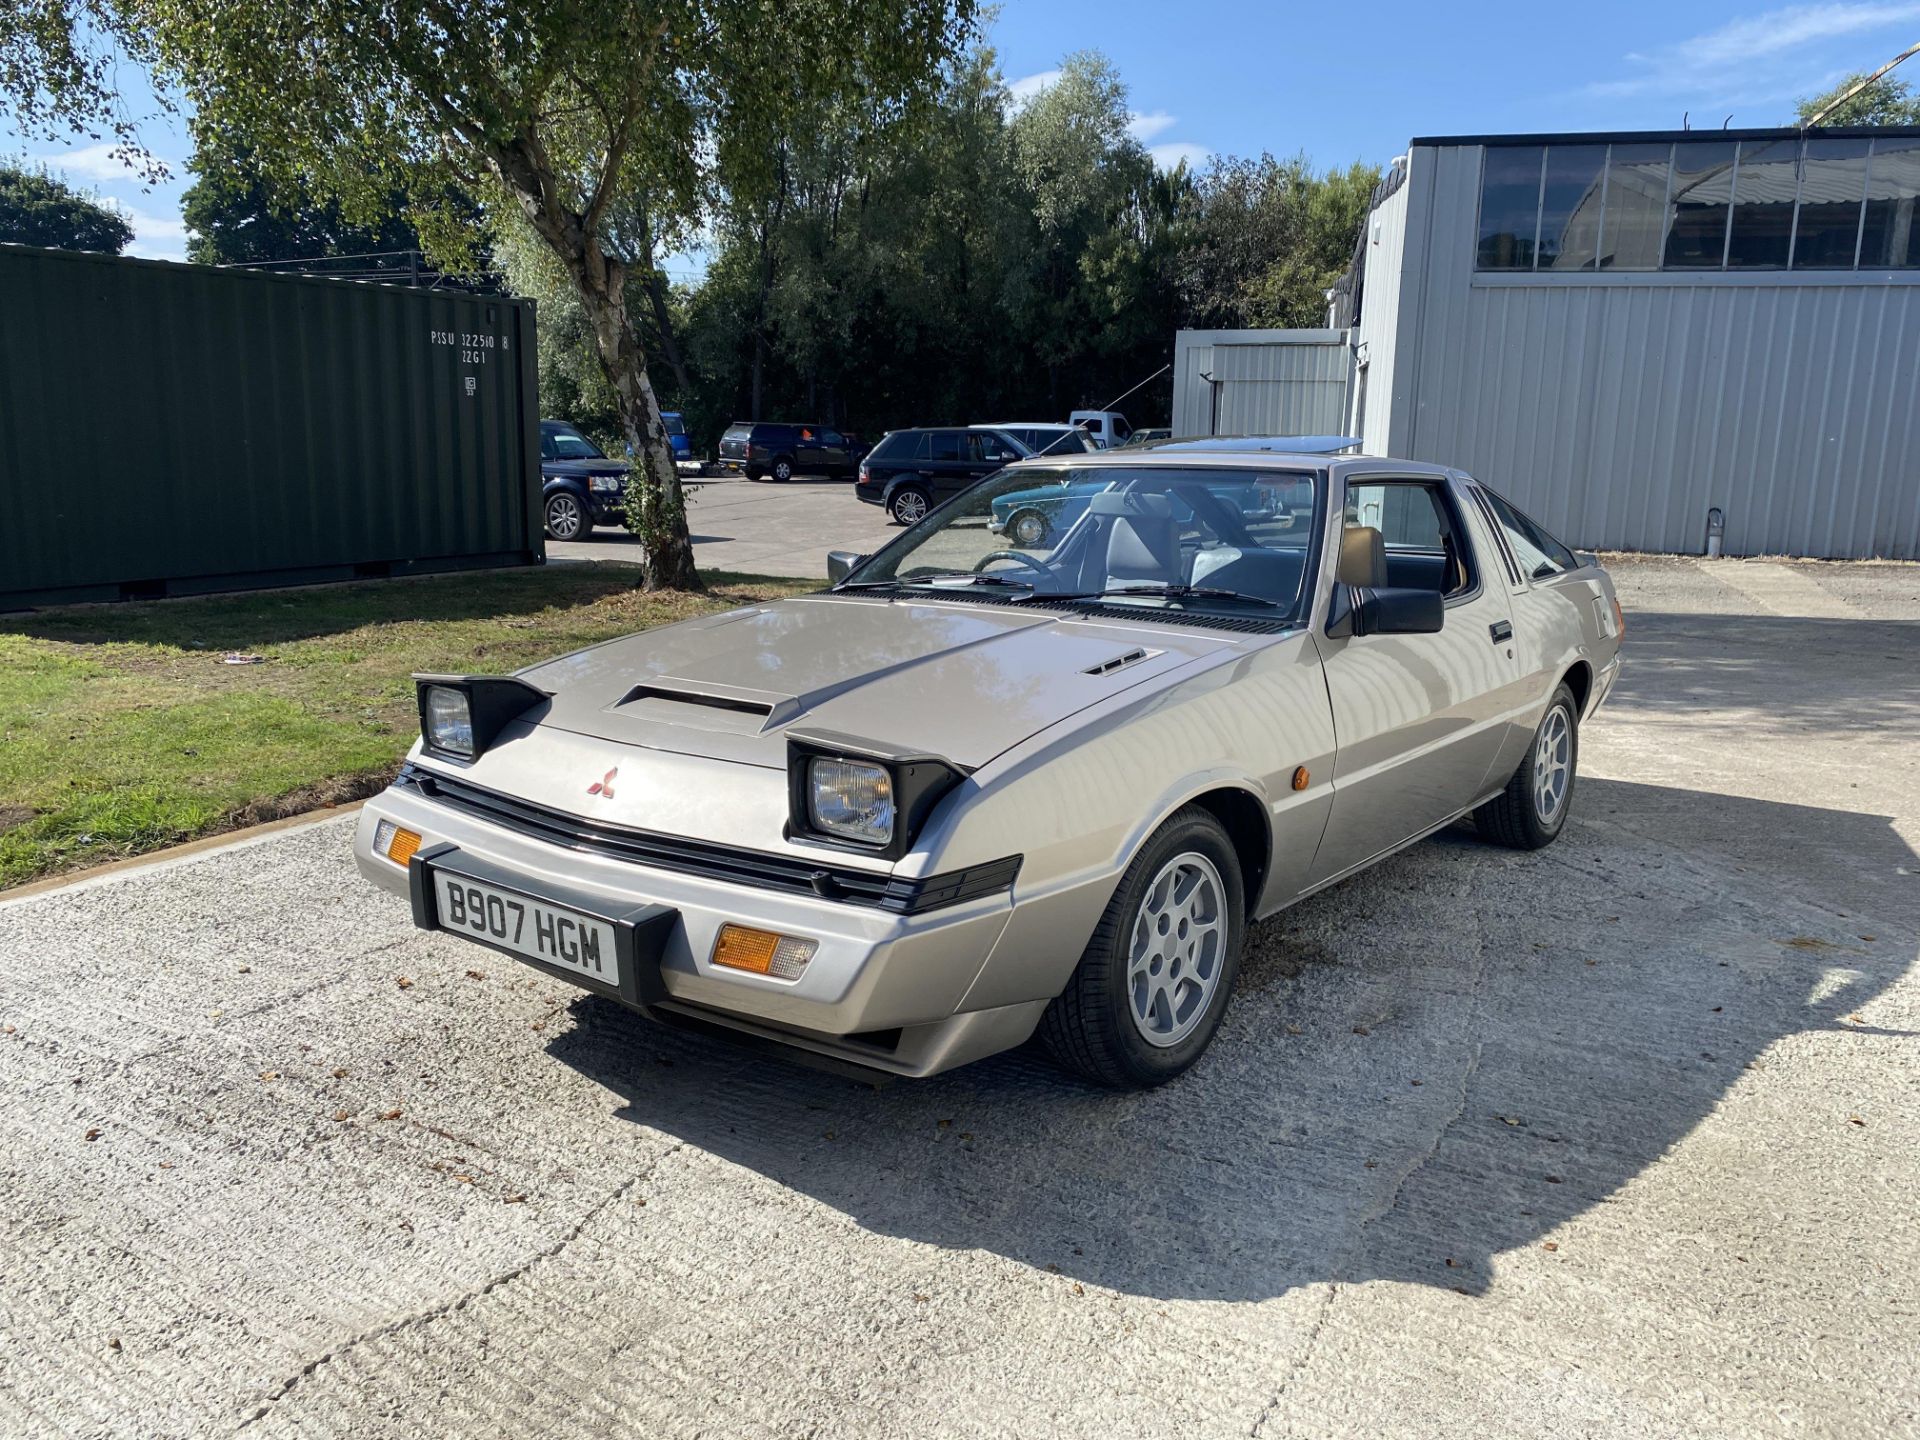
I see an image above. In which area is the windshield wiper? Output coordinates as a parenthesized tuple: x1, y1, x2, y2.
(1061, 583, 1284, 609)
(833, 572, 1036, 593)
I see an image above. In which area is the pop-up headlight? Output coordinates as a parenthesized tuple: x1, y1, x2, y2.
(413, 674, 549, 762)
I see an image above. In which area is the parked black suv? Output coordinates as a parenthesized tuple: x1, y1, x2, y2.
(715, 422, 864, 482)
(539, 420, 628, 540)
(854, 427, 1027, 524)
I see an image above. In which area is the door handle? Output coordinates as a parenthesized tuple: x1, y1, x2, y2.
(1489, 620, 1514, 643)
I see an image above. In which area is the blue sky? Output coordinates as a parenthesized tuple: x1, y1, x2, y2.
(5, 1, 1918, 262)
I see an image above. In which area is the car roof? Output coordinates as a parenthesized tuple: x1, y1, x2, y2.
(985, 421, 1073, 430)
(1000, 440, 1447, 477)
(1147, 434, 1362, 454)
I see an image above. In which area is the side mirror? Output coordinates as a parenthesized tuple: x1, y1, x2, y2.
(826, 550, 867, 584)
(1327, 585, 1444, 638)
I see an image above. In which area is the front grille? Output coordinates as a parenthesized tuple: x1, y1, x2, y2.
(396, 767, 1019, 916)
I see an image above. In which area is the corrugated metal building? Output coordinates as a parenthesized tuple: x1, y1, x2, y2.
(1175, 125, 1920, 559)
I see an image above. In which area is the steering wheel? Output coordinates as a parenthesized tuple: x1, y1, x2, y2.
(973, 549, 1049, 577)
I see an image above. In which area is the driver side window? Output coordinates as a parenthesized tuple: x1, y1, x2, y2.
(1344, 480, 1476, 598)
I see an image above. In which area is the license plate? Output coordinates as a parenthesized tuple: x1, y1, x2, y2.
(431, 871, 619, 987)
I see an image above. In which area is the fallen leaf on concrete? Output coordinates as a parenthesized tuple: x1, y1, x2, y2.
(1445, 1257, 1460, 1268)
(937, 1119, 952, 1129)
(451, 1174, 474, 1184)
(1352, 1025, 1370, 1036)
(1498, 1115, 1523, 1126)
(635, 1197, 647, 1207)
(1544, 1174, 1564, 1184)
(503, 1194, 527, 1204)
(260, 1070, 279, 1081)
(1846, 1013, 1865, 1025)
(1046, 1263, 1061, 1274)
(1542, 1242, 1559, 1253)
(1364, 1159, 1378, 1169)
(1848, 1116, 1866, 1127)
(959, 1131, 974, 1141)
(395, 977, 414, 990)
(465, 970, 486, 981)
(108, 1337, 122, 1351)
(379, 1108, 402, 1121)
(1284, 1023, 1303, 1036)
(1783, 936, 1835, 951)
(1, 1024, 13, 1034)
(822, 1131, 836, 1141)
(1859, 934, 1876, 943)
(1072, 1283, 1085, 1296)
(331, 1067, 349, 1079)
(913, 1293, 929, 1303)
(84, 1128, 102, 1141)
(1711, 1006, 1722, 1013)
(237, 965, 251, 974)
(332, 1110, 351, 1122)
(1410, 1079, 1423, 1087)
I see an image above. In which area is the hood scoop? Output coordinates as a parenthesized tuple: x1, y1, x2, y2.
(1083, 646, 1157, 677)
(610, 678, 796, 734)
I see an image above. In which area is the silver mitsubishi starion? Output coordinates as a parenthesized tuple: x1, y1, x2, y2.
(354, 440, 1623, 1087)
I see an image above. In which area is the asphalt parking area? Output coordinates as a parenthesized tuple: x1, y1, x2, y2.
(2, 558, 1916, 1439)
(549, 472, 894, 578)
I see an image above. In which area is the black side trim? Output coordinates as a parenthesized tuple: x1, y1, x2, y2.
(395, 766, 1020, 916)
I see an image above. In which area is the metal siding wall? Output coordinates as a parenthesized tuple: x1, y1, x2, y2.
(1392, 144, 1920, 559)
(1170, 329, 1352, 438)
(0, 244, 541, 605)
(1353, 167, 1412, 453)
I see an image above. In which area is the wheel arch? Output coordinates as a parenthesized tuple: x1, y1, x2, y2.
(1559, 659, 1594, 717)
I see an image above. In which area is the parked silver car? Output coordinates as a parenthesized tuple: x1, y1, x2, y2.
(353, 445, 1622, 1087)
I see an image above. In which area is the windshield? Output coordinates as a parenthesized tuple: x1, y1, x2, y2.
(842, 464, 1321, 622)
(663, 415, 686, 436)
(549, 429, 604, 460)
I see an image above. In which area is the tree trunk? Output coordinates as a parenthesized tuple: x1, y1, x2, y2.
(573, 244, 700, 590)
(637, 215, 692, 397)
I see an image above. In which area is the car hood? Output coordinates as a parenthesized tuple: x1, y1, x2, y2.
(517, 594, 1238, 771)
(545, 459, 628, 478)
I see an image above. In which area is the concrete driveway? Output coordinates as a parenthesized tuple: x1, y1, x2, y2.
(551, 472, 895, 578)
(2, 558, 1916, 1438)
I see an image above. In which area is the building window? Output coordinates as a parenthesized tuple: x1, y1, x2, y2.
(1727, 139, 1798, 267)
(1598, 143, 1672, 269)
(1861, 137, 1920, 268)
(1477, 146, 1544, 269)
(1793, 138, 1871, 268)
(1476, 134, 1920, 274)
(1665, 142, 1738, 267)
(1539, 145, 1608, 269)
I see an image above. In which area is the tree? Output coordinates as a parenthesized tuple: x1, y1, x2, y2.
(0, 160, 133, 251)
(181, 120, 436, 270)
(30, 0, 972, 590)
(1797, 72, 1920, 127)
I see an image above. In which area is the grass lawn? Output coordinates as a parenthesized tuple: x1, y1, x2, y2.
(0, 564, 811, 890)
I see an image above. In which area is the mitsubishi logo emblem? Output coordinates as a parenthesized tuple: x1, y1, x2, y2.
(587, 767, 617, 799)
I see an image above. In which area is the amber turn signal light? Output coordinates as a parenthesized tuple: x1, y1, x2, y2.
(1291, 766, 1311, 791)
(1612, 596, 1627, 637)
(712, 924, 818, 980)
(374, 820, 422, 867)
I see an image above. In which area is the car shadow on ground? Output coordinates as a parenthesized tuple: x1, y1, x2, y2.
(546, 777, 1914, 1304)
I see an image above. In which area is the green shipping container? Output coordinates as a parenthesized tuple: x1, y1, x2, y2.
(0, 243, 543, 609)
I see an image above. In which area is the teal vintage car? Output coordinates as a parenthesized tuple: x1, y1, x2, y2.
(990, 472, 1312, 548)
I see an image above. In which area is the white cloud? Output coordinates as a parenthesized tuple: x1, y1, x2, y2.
(1149, 141, 1212, 173)
(1587, 2, 1920, 100)
(1127, 110, 1178, 142)
(1006, 69, 1060, 109)
(105, 199, 190, 262)
(33, 142, 153, 183)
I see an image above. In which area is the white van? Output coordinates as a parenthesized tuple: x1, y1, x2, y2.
(1068, 410, 1132, 449)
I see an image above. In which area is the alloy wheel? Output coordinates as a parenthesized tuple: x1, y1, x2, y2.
(545, 494, 584, 540)
(1126, 851, 1228, 1048)
(1533, 703, 1573, 823)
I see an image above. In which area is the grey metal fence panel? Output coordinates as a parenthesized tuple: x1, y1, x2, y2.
(0, 244, 542, 607)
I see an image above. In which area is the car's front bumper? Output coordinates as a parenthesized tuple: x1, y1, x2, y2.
(353, 782, 1043, 1077)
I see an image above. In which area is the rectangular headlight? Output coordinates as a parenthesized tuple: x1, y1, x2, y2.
(808, 758, 894, 846)
(413, 674, 549, 763)
(423, 685, 474, 757)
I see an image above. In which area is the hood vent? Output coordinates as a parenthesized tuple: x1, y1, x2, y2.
(1084, 647, 1153, 677)
(617, 684, 775, 717)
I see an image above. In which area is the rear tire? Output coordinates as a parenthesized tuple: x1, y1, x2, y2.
(1040, 807, 1246, 1089)
(888, 485, 931, 526)
(1474, 682, 1579, 850)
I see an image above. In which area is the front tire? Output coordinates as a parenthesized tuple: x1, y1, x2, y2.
(888, 485, 931, 526)
(771, 456, 795, 483)
(543, 491, 588, 541)
(1040, 807, 1246, 1088)
(1475, 682, 1579, 849)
